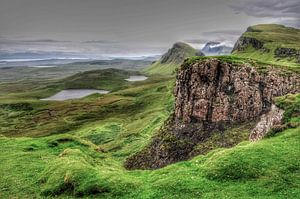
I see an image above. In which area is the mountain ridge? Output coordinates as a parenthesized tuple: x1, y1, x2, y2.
(232, 24, 300, 66)
(145, 42, 204, 75)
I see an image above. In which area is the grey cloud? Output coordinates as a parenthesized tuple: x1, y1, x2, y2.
(20, 39, 71, 43)
(183, 39, 208, 44)
(1, 0, 298, 56)
(230, 0, 300, 27)
(82, 40, 118, 44)
(200, 30, 243, 36)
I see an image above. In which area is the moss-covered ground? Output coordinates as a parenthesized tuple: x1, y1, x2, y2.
(0, 62, 299, 198)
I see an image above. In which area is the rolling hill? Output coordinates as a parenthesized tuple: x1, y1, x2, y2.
(145, 42, 204, 75)
(0, 24, 299, 198)
(232, 24, 300, 67)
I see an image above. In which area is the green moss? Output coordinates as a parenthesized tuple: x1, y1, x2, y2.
(275, 93, 300, 126)
(182, 55, 299, 74)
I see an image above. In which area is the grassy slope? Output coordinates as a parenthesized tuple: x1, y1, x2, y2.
(1, 35, 299, 197)
(184, 55, 300, 74)
(0, 69, 174, 139)
(0, 115, 299, 198)
(0, 63, 299, 198)
(145, 42, 200, 75)
(232, 24, 300, 67)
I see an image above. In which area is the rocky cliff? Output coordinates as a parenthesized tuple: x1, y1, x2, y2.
(125, 58, 300, 170)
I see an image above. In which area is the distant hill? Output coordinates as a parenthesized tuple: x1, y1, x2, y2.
(232, 24, 300, 67)
(201, 41, 232, 55)
(145, 42, 204, 75)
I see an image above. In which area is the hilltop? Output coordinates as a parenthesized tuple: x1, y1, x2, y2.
(145, 42, 204, 75)
(232, 24, 300, 67)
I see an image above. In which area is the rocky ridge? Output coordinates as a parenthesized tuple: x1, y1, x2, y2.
(160, 42, 204, 64)
(125, 58, 300, 170)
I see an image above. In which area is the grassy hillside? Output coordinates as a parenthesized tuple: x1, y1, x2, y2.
(232, 24, 300, 67)
(0, 93, 299, 198)
(145, 42, 203, 75)
(0, 24, 299, 198)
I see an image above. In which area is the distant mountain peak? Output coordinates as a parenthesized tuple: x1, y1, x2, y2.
(201, 41, 232, 56)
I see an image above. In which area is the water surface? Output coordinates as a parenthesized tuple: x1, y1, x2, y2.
(125, 75, 148, 82)
(41, 89, 109, 101)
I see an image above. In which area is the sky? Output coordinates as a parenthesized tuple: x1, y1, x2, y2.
(0, 0, 299, 58)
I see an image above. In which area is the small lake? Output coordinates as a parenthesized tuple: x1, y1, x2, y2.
(125, 75, 148, 82)
(41, 89, 109, 101)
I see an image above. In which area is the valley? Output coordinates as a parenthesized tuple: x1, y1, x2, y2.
(0, 24, 299, 198)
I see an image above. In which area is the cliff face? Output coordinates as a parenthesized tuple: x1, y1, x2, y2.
(232, 36, 265, 52)
(174, 59, 298, 124)
(125, 58, 300, 170)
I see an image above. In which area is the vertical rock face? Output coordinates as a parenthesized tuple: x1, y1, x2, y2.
(174, 59, 299, 124)
(125, 59, 300, 170)
(249, 105, 284, 141)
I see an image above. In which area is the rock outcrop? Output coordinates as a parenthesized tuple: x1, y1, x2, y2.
(232, 36, 265, 52)
(249, 104, 284, 141)
(174, 59, 299, 124)
(125, 58, 300, 170)
(275, 47, 300, 63)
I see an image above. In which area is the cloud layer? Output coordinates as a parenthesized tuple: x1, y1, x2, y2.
(230, 0, 300, 27)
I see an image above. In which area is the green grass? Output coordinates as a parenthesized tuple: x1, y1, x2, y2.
(145, 62, 179, 75)
(0, 65, 299, 198)
(1, 124, 299, 198)
(144, 42, 201, 75)
(0, 68, 174, 137)
(244, 24, 300, 48)
(232, 24, 300, 67)
(182, 55, 300, 74)
(62, 68, 140, 91)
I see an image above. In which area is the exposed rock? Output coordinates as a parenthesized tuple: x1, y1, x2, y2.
(125, 58, 300, 170)
(275, 47, 300, 63)
(174, 59, 299, 124)
(232, 36, 265, 52)
(249, 104, 284, 141)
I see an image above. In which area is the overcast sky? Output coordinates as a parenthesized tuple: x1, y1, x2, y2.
(0, 0, 299, 56)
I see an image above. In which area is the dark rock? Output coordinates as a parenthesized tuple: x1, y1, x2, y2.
(275, 47, 300, 63)
(232, 36, 264, 52)
(125, 59, 300, 170)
